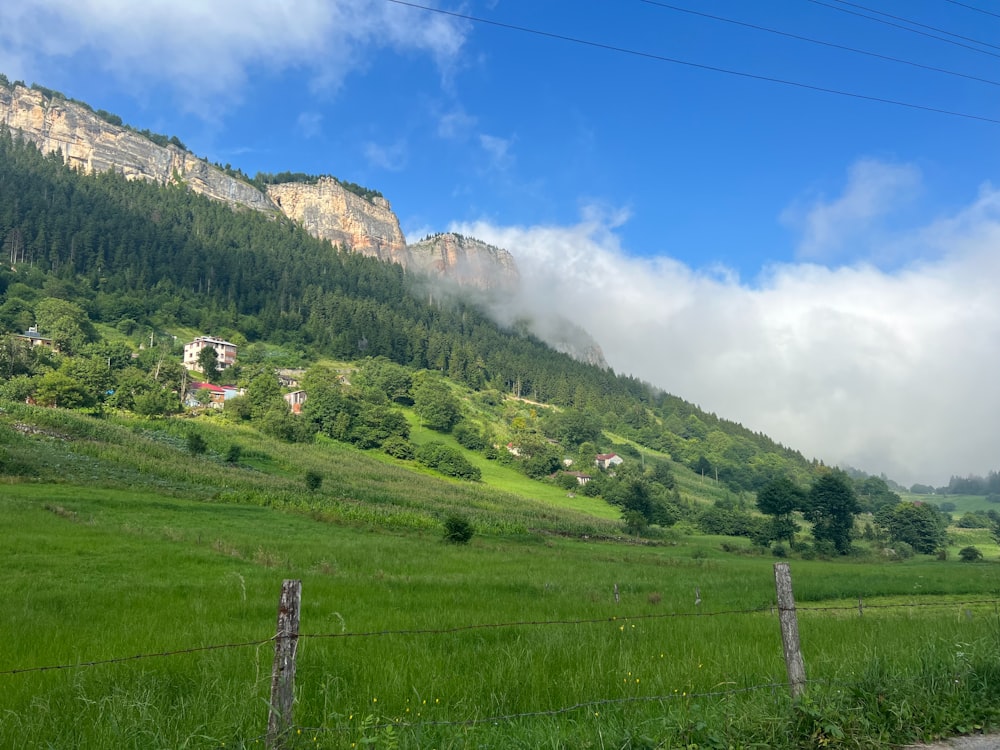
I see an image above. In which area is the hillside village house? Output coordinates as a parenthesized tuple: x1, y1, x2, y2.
(283, 390, 307, 413)
(14, 326, 58, 352)
(185, 382, 243, 409)
(183, 335, 237, 372)
(595, 453, 624, 470)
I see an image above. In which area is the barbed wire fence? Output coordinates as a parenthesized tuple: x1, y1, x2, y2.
(3, 564, 999, 748)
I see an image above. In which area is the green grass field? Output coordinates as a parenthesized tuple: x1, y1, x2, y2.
(4, 405, 1000, 748)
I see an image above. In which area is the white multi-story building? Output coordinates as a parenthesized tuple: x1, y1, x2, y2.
(183, 336, 237, 372)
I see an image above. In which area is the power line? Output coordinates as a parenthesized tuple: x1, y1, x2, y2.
(383, 0, 1000, 126)
(827, 0, 1000, 50)
(639, 0, 1000, 88)
(942, 0, 1000, 20)
(806, 0, 1000, 58)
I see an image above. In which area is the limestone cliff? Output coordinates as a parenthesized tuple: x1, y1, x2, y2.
(405, 233, 520, 292)
(266, 180, 406, 262)
(0, 83, 515, 291)
(0, 84, 275, 213)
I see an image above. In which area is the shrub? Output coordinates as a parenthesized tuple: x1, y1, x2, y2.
(186, 431, 207, 455)
(622, 510, 648, 536)
(415, 442, 481, 481)
(304, 470, 323, 492)
(959, 546, 983, 562)
(890, 541, 914, 560)
(443, 513, 474, 544)
(382, 436, 414, 460)
(225, 444, 242, 464)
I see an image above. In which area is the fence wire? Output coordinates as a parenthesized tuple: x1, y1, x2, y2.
(2, 597, 996, 677)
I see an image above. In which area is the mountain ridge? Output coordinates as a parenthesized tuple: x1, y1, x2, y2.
(0, 80, 520, 290)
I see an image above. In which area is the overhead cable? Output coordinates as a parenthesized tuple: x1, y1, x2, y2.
(941, 0, 1000, 20)
(639, 0, 1000, 88)
(806, 0, 1000, 58)
(383, 0, 1000, 125)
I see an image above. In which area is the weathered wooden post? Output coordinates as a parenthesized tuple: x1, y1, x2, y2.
(773, 563, 806, 699)
(266, 579, 301, 749)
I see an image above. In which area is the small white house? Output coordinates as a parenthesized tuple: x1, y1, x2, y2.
(595, 453, 624, 470)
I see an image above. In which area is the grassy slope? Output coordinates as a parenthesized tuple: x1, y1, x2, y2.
(4, 405, 1000, 748)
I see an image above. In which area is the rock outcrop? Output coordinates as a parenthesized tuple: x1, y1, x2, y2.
(405, 233, 520, 292)
(0, 81, 612, 367)
(0, 83, 516, 289)
(0, 84, 276, 213)
(266, 180, 406, 262)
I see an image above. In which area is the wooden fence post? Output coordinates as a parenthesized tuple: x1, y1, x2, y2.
(773, 562, 807, 699)
(267, 579, 301, 749)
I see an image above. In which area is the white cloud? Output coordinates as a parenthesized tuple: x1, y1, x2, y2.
(454, 185, 1000, 487)
(437, 108, 476, 140)
(364, 138, 408, 171)
(479, 133, 514, 171)
(782, 159, 921, 263)
(0, 0, 467, 110)
(296, 112, 323, 139)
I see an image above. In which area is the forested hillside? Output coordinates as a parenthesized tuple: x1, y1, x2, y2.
(0, 124, 816, 499)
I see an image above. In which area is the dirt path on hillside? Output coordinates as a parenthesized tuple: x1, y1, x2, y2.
(906, 735, 1000, 749)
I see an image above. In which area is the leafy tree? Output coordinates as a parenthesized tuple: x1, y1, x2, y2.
(855, 476, 901, 513)
(881, 502, 946, 554)
(0, 374, 36, 402)
(755, 475, 805, 545)
(197, 345, 221, 383)
(696, 502, 767, 539)
(542, 409, 603, 447)
(805, 472, 860, 554)
(259, 404, 314, 443)
(412, 375, 461, 432)
(959, 546, 983, 562)
(242, 368, 284, 419)
(33, 370, 92, 409)
(453, 422, 488, 451)
(348, 403, 409, 449)
(34, 297, 96, 355)
(354, 357, 412, 404)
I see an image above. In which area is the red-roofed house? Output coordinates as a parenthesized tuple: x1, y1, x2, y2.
(595, 453, 624, 470)
(185, 382, 227, 408)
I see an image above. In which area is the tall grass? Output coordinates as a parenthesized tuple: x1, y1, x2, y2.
(5, 405, 1000, 747)
(4, 482, 1000, 748)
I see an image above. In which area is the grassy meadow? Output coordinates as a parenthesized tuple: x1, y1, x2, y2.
(3, 405, 1000, 748)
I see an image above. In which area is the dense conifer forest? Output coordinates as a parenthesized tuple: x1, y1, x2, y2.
(0, 124, 820, 498)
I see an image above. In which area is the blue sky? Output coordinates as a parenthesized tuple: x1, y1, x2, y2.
(3, 0, 1000, 485)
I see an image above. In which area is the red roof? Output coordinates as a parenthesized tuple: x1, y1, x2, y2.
(190, 382, 226, 394)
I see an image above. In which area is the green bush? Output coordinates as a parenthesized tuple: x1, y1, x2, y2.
(304, 470, 323, 492)
(415, 442, 481, 481)
(382, 436, 414, 460)
(959, 546, 983, 562)
(443, 513, 474, 544)
(186, 431, 207, 455)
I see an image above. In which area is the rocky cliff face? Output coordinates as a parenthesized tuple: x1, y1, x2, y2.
(0, 84, 275, 213)
(405, 233, 520, 292)
(266, 180, 406, 262)
(0, 82, 609, 367)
